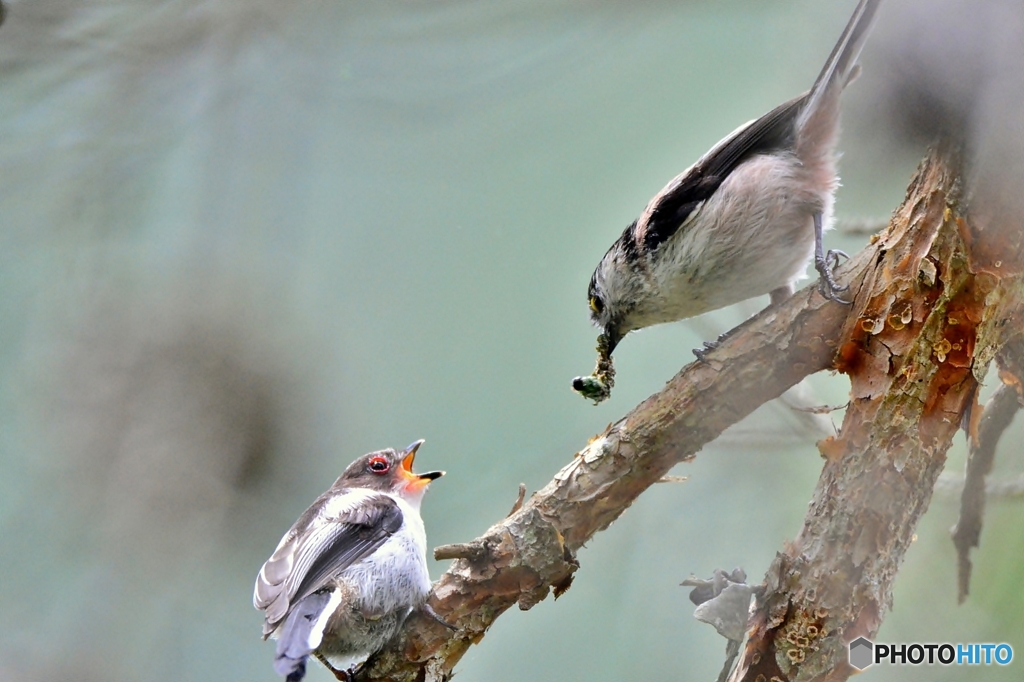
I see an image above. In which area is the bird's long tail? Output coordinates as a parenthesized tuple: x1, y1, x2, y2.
(274, 591, 334, 682)
(807, 0, 882, 108)
(796, 0, 881, 168)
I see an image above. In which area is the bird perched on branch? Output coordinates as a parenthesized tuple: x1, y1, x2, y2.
(584, 0, 882, 358)
(254, 441, 444, 681)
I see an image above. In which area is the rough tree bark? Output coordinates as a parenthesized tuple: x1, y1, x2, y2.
(356, 147, 1023, 682)
(733, 148, 1024, 682)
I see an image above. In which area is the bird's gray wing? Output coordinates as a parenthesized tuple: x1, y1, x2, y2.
(638, 94, 806, 253)
(254, 491, 403, 635)
(636, 0, 882, 254)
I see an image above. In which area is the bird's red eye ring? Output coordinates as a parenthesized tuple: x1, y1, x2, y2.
(367, 456, 390, 474)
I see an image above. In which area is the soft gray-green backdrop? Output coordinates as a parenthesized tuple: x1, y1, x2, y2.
(1, 1, 1021, 681)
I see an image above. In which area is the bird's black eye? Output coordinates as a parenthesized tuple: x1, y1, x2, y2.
(589, 295, 605, 315)
(367, 456, 390, 474)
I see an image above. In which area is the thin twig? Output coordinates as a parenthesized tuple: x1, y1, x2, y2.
(951, 339, 1024, 602)
(507, 483, 527, 517)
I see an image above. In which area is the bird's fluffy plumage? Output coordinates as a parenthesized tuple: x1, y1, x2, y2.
(254, 444, 439, 680)
(253, 487, 408, 636)
(587, 0, 881, 352)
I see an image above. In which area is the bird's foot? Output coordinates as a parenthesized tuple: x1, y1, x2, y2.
(422, 601, 458, 631)
(815, 248, 851, 304)
(693, 339, 719, 363)
(693, 324, 742, 362)
(812, 212, 852, 305)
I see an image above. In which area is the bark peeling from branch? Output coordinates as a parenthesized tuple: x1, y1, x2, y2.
(734, 149, 1024, 682)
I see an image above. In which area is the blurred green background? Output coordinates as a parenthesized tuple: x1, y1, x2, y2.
(1, 1, 1021, 680)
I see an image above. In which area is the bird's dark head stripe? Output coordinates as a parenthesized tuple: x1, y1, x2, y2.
(591, 220, 642, 301)
(642, 186, 714, 253)
(620, 219, 641, 261)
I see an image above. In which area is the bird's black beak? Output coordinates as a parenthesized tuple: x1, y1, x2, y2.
(401, 439, 444, 481)
(602, 325, 623, 356)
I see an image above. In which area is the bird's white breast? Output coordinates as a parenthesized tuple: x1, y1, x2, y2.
(341, 493, 432, 615)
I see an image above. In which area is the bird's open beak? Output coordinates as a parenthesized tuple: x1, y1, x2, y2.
(400, 439, 444, 490)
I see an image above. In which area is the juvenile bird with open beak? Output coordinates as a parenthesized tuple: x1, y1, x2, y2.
(254, 441, 444, 681)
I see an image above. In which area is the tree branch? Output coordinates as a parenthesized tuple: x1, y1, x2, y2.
(359, 214, 874, 682)
(357, 147, 1023, 682)
(733, 147, 1024, 682)
(951, 336, 1024, 602)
